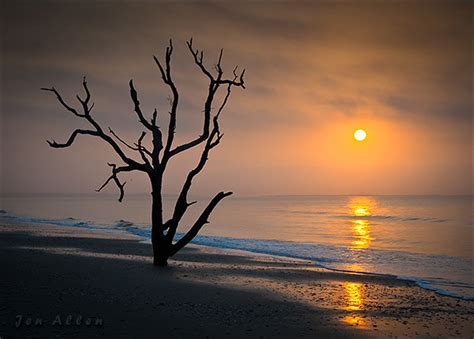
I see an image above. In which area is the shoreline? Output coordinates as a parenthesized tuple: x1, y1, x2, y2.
(2, 211, 472, 301)
(1, 221, 473, 338)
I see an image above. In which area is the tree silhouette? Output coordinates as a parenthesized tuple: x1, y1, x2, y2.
(42, 39, 245, 266)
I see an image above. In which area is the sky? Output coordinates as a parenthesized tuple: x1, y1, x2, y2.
(1, 0, 472, 197)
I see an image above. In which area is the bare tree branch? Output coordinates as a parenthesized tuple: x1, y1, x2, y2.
(47, 129, 99, 148)
(41, 87, 84, 117)
(165, 111, 225, 240)
(43, 77, 149, 172)
(220, 67, 246, 89)
(78, 76, 91, 104)
(109, 127, 138, 151)
(129, 80, 154, 131)
(186, 38, 214, 80)
(169, 191, 233, 255)
(109, 127, 152, 160)
(129, 79, 163, 164)
(216, 84, 233, 119)
(153, 40, 179, 168)
(162, 41, 243, 242)
(135, 131, 151, 166)
(166, 39, 245, 159)
(215, 48, 224, 79)
(96, 163, 135, 202)
(150, 108, 164, 167)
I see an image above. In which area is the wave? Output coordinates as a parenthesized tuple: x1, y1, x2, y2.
(0, 211, 109, 230)
(184, 235, 473, 300)
(115, 219, 135, 228)
(1, 211, 471, 300)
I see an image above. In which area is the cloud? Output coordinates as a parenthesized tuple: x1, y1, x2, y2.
(1, 1, 471, 195)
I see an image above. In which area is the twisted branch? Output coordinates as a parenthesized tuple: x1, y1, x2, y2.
(43, 77, 153, 202)
(165, 103, 227, 240)
(96, 163, 134, 202)
(164, 39, 245, 160)
(47, 129, 99, 148)
(153, 40, 179, 167)
(41, 86, 84, 117)
(169, 191, 233, 255)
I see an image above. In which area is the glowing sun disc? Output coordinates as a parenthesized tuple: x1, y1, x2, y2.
(354, 129, 367, 141)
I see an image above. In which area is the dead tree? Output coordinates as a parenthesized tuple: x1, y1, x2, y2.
(42, 39, 245, 266)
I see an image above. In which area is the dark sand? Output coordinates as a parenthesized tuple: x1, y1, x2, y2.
(1, 222, 472, 338)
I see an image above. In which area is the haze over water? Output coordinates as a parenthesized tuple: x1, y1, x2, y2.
(2, 194, 472, 299)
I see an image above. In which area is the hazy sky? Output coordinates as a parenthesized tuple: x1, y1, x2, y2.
(1, 0, 472, 197)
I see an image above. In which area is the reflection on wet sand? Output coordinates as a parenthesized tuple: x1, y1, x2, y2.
(344, 282, 364, 311)
(341, 281, 367, 328)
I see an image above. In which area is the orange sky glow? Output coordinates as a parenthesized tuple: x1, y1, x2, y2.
(1, 1, 472, 196)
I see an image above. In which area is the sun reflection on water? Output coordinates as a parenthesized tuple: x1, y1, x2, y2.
(353, 206, 371, 217)
(349, 197, 375, 250)
(339, 198, 377, 329)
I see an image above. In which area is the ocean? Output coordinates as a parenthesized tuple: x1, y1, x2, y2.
(1, 194, 472, 300)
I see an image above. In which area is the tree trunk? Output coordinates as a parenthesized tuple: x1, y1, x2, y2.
(152, 241, 169, 266)
(151, 178, 169, 266)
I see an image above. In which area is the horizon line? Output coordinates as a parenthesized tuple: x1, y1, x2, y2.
(1, 192, 472, 198)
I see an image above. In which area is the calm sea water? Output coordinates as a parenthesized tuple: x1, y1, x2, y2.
(1, 194, 472, 299)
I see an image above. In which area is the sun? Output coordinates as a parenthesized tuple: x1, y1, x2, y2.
(354, 129, 367, 141)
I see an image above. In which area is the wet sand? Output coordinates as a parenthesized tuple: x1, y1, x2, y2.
(0, 222, 472, 338)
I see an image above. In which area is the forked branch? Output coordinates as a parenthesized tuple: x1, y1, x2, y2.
(165, 96, 228, 240)
(169, 191, 233, 255)
(96, 163, 134, 202)
(153, 40, 179, 168)
(43, 77, 153, 202)
(163, 39, 245, 161)
(41, 86, 84, 117)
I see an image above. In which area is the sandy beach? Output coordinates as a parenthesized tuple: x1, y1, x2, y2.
(1, 221, 472, 338)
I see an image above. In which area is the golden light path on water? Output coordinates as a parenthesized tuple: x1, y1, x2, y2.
(349, 197, 375, 250)
(340, 197, 377, 328)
